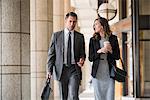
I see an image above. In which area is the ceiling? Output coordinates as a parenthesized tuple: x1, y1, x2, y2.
(71, 0, 98, 34)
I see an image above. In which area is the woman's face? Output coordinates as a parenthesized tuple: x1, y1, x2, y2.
(94, 20, 103, 33)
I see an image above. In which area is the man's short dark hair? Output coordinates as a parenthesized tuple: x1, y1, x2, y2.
(65, 12, 78, 20)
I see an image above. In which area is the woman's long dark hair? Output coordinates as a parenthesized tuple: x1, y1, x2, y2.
(93, 17, 112, 40)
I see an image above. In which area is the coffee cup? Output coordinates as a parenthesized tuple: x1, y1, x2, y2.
(104, 41, 110, 48)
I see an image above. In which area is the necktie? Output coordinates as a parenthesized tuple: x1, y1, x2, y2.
(67, 32, 71, 66)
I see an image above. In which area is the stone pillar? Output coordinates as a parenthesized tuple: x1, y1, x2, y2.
(0, 0, 30, 100)
(64, 0, 75, 15)
(64, 0, 71, 14)
(53, 0, 64, 32)
(53, 0, 64, 99)
(30, 0, 53, 100)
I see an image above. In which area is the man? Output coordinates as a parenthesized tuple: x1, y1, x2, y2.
(47, 12, 86, 100)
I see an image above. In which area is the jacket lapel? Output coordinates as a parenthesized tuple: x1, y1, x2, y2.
(74, 31, 77, 59)
(95, 39, 100, 50)
(59, 31, 64, 53)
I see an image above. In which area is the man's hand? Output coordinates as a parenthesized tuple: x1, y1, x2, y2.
(77, 58, 85, 67)
(47, 72, 52, 79)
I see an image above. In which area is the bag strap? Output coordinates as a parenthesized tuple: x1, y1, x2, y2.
(120, 58, 126, 70)
(46, 78, 53, 92)
(46, 78, 51, 85)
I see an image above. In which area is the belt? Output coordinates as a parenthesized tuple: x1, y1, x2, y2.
(100, 58, 104, 60)
(63, 64, 75, 67)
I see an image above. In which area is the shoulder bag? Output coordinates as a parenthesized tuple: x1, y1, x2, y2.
(110, 59, 127, 82)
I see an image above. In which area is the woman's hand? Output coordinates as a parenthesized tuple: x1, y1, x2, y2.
(97, 44, 112, 54)
(104, 43, 112, 53)
(97, 48, 107, 53)
(97, 41, 112, 54)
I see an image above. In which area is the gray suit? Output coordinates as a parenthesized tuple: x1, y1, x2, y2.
(47, 30, 86, 100)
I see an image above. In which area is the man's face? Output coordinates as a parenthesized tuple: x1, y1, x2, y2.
(65, 16, 77, 31)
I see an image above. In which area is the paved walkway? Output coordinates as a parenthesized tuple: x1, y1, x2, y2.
(79, 86, 94, 100)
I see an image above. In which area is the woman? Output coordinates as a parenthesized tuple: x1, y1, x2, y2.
(88, 17, 120, 100)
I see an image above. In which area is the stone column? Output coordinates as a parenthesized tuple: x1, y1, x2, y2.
(53, 0, 64, 99)
(53, 0, 64, 32)
(0, 0, 30, 100)
(64, 0, 75, 14)
(64, 0, 71, 14)
(30, 0, 53, 100)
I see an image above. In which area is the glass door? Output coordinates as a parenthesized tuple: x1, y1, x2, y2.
(139, 30, 150, 97)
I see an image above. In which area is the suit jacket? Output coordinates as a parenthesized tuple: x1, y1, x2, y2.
(88, 34, 120, 78)
(47, 30, 86, 80)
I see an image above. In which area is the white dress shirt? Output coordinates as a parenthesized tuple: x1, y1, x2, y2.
(64, 28, 75, 65)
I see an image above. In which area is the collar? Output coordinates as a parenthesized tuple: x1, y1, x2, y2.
(64, 28, 74, 35)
